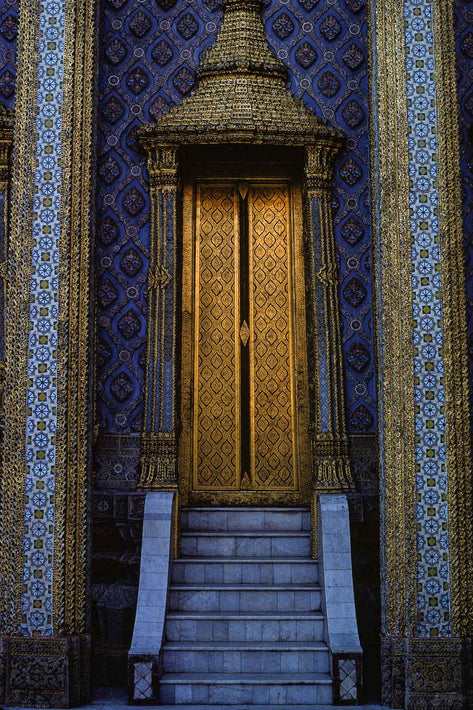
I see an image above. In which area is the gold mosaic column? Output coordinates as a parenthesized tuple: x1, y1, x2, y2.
(304, 141, 354, 494)
(372, 0, 473, 707)
(139, 146, 179, 490)
(0, 0, 95, 703)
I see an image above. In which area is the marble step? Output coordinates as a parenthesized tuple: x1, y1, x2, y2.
(165, 611, 325, 643)
(159, 672, 333, 706)
(162, 641, 330, 674)
(181, 507, 310, 532)
(180, 531, 311, 558)
(171, 558, 319, 585)
(169, 584, 321, 613)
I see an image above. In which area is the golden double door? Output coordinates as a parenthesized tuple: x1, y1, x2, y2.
(180, 179, 311, 505)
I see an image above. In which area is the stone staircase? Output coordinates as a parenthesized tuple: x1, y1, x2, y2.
(159, 507, 333, 706)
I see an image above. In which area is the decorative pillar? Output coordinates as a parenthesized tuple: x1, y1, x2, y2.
(0, 106, 13, 404)
(0, 0, 96, 704)
(372, 0, 473, 707)
(305, 141, 354, 493)
(139, 146, 179, 490)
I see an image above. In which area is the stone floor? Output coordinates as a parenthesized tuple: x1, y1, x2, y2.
(86, 690, 390, 710)
(94, 705, 388, 709)
(6, 685, 393, 710)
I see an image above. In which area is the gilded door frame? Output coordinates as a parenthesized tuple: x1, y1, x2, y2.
(179, 175, 312, 507)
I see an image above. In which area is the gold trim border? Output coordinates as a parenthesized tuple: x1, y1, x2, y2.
(0, 0, 41, 633)
(371, 0, 473, 639)
(369, 0, 418, 638)
(432, 0, 473, 637)
(54, 0, 97, 635)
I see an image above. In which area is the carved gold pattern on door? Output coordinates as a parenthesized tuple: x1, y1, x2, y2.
(181, 180, 310, 505)
(250, 186, 297, 489)
(194, 185, 240, 490)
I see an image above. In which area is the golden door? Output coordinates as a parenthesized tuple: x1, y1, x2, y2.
(180, 180, 311, 506)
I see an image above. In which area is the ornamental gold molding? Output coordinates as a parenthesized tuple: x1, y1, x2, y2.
(0, 0, 41, 633)
(56, 0, 96, 636)
(432, 0, 473, 638)
(0, 0, 96, 637)
(305, 142, 354, 493)
(370, 0, 473, 650)
(370, 0, 416, 640)
(139, 146, 179, 491)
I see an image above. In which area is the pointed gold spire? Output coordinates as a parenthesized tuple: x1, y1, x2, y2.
(141, 0, 339, 147)
(199, 0, 285, 80)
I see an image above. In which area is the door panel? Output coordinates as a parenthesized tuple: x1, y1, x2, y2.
(249, 186, 297, 490)
(194, 185, 240, 491)
(180, 179, 311, 506)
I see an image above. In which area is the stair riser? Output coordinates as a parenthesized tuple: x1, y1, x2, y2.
(162, 649, 330, 674)
(181, 509, 310, 532)
(165, 617, 324, 643)
(169, 589, 321, 613)
(172, 561, 318, 585)
(160, 681, 332, 706)
(180, 535, 311, 558)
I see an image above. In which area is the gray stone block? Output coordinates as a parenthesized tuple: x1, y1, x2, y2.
(277, 591, 295, 611)
(273, 563, 291, 584)
(271, 535, 310, 557)
(263, 511, 302, 530)
(236, 536, 271, 557)
(242, 563, 260, 583)
(219, 590, 240, 611)
(228, 510, 264, 530)
(158, 684, 174, 704)
(174, 684, 193, 704)
(183, 563, 206, 584)
(228, 620, 245, 641)
(191, 684, 209, 703)
(269, 684, 287, 705)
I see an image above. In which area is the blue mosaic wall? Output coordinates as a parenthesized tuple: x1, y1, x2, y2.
(96, 0, 376, 436)
(454, 1, 473, 421)
(0, 0, 17, 110)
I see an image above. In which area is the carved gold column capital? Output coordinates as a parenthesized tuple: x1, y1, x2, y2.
(146, 145, 178, 191)
(304, 139, 344, 193)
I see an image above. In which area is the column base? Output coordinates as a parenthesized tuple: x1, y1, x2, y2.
(0, 635, 90, 708)
(382, 636, 472, 709)
(139, 432, 178, 490)
(311, 433, 355, 491)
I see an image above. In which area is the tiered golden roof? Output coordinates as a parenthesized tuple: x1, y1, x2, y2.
(140, 0, 337, 147)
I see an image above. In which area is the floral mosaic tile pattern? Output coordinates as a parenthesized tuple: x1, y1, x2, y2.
(20, 0, 65, 635)
(96, 0, 376, 436)
(404, 0, 451, 636)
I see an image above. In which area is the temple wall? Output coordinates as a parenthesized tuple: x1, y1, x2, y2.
(0, 0, 471, 706)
